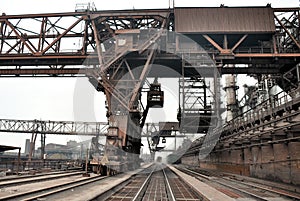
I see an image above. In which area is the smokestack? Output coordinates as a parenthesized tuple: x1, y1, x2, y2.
(224, 65, 239, 122)
(24, 139, 30, 155)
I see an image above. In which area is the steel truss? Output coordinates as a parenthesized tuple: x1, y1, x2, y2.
(0, 10, 169, 66)
(0, 8, 299, 74)
(0, 118, 108, 136)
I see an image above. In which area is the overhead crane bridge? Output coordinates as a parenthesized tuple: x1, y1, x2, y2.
(0, 5, 299, 177)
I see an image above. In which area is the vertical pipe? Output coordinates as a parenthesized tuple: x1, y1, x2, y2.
(272, 35, 278, 54)
(214, 67, 221, 125)
(17, 148, 21, 174)
(182, 59, 185, 126)
(223, 34, 228, 49)
(174, 131, 176, 150)
(85, 148, 89, 173)
(204, 82, 207, 114)
(80, 144, 83, 162)
(296, 64, 300, 83)
(176, 35, 179, 51)
(28, 132, 37, 162)
(40, 133, 46, 160)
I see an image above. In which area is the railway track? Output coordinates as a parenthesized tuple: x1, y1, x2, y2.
(0, 174, 107, 201)
(0, 168, 82, 181)
(0, 170, 83, 188)
(5, 163, 298, 201)
(98, 163, 202, 201)
(178, 166, 300, 201)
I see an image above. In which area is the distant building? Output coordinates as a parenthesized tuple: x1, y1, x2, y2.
(67, 140, 78, 148)
(45, 143, 67, 150)
(36, 140, 81, 160)
(24, 139, 30, 155)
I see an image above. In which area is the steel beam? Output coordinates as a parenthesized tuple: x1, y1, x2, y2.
(0, 66, 281, 77)
(129, 44, 157, 109)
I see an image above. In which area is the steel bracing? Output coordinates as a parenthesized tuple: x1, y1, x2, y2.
(0, 7, 299, 75)
(0, 118, 108, 136)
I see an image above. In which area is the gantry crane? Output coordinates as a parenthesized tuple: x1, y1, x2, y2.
(0, 6, 299, 175)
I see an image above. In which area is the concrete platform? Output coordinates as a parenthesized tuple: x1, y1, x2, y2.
(168, 165, 236, 201)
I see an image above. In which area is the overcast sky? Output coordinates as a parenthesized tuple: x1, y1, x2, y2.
(0, 0, 299, 152)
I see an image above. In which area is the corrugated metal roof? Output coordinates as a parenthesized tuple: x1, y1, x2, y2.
(174, 7, 275, 33)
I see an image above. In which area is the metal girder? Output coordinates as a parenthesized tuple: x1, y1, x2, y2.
(0, 66, 281, 77)
(220, 67, 280, 74)
(0, 68, 89, 76)
(231, 35, 248, 52)
(0, 7, 298, 77)
(0, 119, 108, 136)
(203, 34, 226, 53)
(128, 44, 157, 109)
(274, 15, 300, 49)
(0, 9, 169, 67)
(0, 14, 88, 56)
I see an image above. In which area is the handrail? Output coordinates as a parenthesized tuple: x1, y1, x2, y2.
(224, 89, 299, 132)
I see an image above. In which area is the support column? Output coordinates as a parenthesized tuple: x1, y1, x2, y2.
(273, 143, 290, 183)
(214, 67, 222, 128)
(17, 148, 21, 174)
(288, 141, 300, 185)
(224, 65, 239, 122)
(261, 144, 275, 179)
(296, 64, 300, 84)
(28, 132, 37, 162)
(40, 133, 46, 160)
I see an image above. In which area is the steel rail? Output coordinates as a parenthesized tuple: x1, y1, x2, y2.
(179, 166, 300, 201)
(222, 176, 300, 201)
(162, 167, 176, 201)
(0, 168, 82, 182)
(0, 171, 83, 188)
(132, 168, 155, 201)
(1, 175, 107, 201)
(177, 167, 270, 200)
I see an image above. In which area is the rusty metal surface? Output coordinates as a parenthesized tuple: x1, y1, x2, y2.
(174, 7, 275, 33)
(0, 7, 298, 73)
(0, 9, 170, 19)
